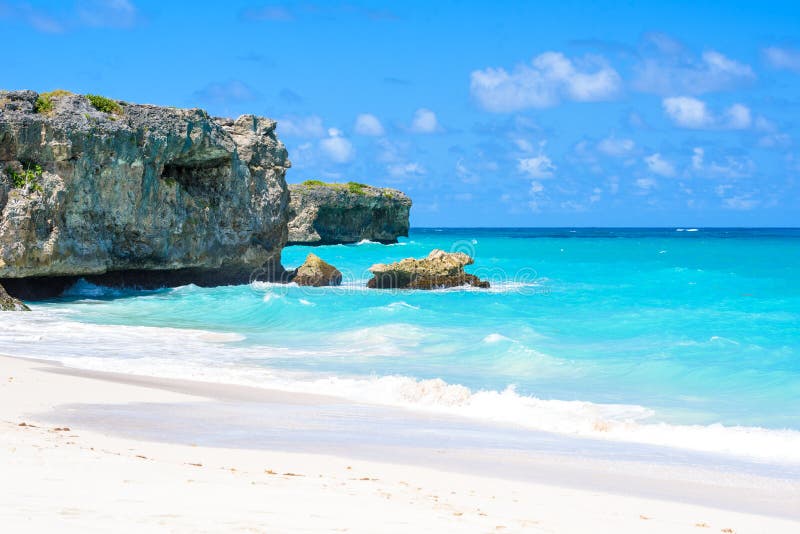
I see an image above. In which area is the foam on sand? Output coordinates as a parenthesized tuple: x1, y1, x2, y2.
(3, 309, 800, 465)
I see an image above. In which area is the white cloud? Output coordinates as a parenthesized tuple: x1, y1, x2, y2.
(560, 200, 587, 212)
(455, 159, 480, 183)
(278, 115, 325, 137)
(470, 51, 621, 112)
(514, 139, 536, 153)
(692, 147, 704, 170)
(644, 153, 676, 177)
(692, 148, 755, 179)
(634, 50, 754, 95)
(723, 195, 759, 210)
(635, 177, 657, 190)
(518, 154, 556, 178)
(354, 113, 385, 136)
(708, 158, 754, 178)
(644, 32, 684, 55)
(662, 96, 752, 130)
(725, 103, 752, 129)
(320, 128, 354, 163)
(388, 162, 426, 178)
(527, 180, 548, 212)
(662, 96, 713, 128)
(77, 0, 139, 28)
(0, 0, 141, 32)
(597, 137, 635, 157)
(758, 132, 792, 148)
(375, 138, 403, 163)
(410, 108, 439, 133)
(753, 116, 792, 148)
(763, 46, 800, 73)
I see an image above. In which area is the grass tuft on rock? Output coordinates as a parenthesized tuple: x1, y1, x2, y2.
(299, 180, 370, 195)
(34, 89, 73, 114)
(86, 94, 123, 115)
(346, 181, 368, 195)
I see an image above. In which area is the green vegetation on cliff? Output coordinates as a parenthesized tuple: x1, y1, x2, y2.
(34, 89, 72, 114)
(299, 180, 370, 195)
(86, 94, 123, 115)
(5, 164, 43, 192)
(32, 90, 123, 116)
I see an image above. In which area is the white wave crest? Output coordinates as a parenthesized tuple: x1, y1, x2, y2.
(380, 301, 421, 311)
(482, 333, 512, 343)
(4, 312, 800, 464)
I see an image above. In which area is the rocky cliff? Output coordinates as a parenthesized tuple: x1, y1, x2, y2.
(0, 90, 290, 298)
(287, 181, 411, 245)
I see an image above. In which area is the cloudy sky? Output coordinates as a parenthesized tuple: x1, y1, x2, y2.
(3, 0, 800, 226)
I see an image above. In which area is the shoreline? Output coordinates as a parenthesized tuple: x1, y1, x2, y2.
(2, 354, 799, 532)
(7, 304, 800, 465)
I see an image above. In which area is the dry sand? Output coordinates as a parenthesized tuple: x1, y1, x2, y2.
(1, 354, 798, 533)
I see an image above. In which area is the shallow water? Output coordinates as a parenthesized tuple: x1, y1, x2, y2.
(3, 228, 800, 463)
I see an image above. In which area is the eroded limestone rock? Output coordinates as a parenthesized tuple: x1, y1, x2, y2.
(291, 253, 342, 287)
(0, 90, 291, 297)
(287, 182, 410, 245)
(367, 249, 489, 289)
(0, 283, 29, 311)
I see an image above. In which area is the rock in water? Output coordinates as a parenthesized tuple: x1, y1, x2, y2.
(287, 181, 411, 245)
(0, 283, 29, 311)
(0, 90, 291, 298)
(291, 253, 342, 287)
(367, 249, 489, 289)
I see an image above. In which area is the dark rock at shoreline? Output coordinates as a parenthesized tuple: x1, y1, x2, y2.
(0, 282, 29, 311)
(290, 253, 342, 287)
(0, 90, 291, 298)
(287, 181, 411, 245)
(367, 249, 490, 290)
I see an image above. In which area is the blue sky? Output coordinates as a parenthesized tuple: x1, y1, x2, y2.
(2, 0, 800, 226)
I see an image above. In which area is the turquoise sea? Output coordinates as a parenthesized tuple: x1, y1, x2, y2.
(3, 228, 800, 463)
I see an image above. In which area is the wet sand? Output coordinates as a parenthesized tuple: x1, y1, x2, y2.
(2, 354, 798, 533)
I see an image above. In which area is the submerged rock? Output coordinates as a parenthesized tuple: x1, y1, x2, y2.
(0, 283, 29, 311)
(287, 181, 411, 245)
(367, 249, 489, 289)
(291, 253, 342, 287)
(0, 90, 291, 298)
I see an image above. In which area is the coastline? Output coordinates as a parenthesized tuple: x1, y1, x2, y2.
(2, 354, 799, 533)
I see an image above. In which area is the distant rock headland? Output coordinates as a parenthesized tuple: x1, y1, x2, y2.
(287, 181, 411, 245)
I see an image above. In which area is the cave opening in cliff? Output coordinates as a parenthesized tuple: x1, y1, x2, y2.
(160, 155, 232, 196)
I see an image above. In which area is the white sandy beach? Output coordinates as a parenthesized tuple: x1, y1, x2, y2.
(1, 353, 798, 533)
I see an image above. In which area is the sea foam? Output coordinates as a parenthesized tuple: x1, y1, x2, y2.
(3, 311, 800, 465)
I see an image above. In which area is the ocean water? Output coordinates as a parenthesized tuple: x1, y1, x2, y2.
(3, 228, 800, 464)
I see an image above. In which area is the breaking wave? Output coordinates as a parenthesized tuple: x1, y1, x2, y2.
(2, 311, 799, 464)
